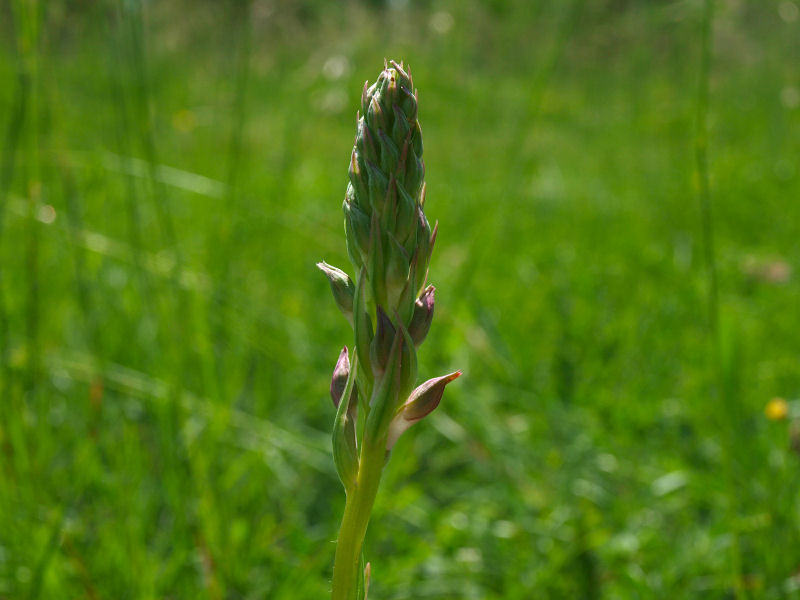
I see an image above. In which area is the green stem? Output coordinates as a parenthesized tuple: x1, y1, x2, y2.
(331, 438, 385, 600)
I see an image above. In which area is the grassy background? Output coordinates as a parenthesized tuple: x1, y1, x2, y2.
(2, 0, 800, 598)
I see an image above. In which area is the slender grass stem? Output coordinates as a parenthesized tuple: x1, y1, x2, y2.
(111, 0, 197, 555)
(108, 10, 157, 366)
(209, 0, 253, 402)
(12, 0, 42, 399)
(0, 56, 27, 391)
(0, 15, 31, 486)
(694, 2, 744, 597)
(695, 0, 718, 344)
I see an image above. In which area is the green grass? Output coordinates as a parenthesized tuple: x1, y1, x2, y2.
(2, 1, 800, 598)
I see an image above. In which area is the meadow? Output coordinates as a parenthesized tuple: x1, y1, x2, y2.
(1, 1, 800, 598)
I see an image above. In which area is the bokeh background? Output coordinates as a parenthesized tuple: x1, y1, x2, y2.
(2, 0, 800, 598)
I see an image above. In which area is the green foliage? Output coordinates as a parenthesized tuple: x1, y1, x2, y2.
(1, 1, 800, 598)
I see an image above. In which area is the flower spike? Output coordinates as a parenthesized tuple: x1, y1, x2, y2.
(322, 60, 461, 600)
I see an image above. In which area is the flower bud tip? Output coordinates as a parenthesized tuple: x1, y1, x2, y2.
(330, 346, 350, 408)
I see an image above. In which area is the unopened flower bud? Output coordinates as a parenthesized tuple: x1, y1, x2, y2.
(408, 286, 434, 347)
(317, 262, 354, 323)
(330, 347, 350, 409)
(386, 371, 461, 450)
(332, 348, 359, 491)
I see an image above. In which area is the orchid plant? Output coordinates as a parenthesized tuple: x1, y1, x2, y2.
(317, 59, 461, 600)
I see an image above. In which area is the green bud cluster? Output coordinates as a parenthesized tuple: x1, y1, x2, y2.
(319, 60, 459, 495)
(345, 59, 435, 322)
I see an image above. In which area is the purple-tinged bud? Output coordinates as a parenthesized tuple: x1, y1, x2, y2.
(332, 347, 359, 491)
(316, 262, 355, 323)
(408, 286, 434, 347)
(370, 307, 396, 377)
(386, 371, 462, 450)
(330, 347, 350, 409)
(403, 371, 460, 421)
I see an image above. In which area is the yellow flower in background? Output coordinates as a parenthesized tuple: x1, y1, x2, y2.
(765, 397, 789, 421)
